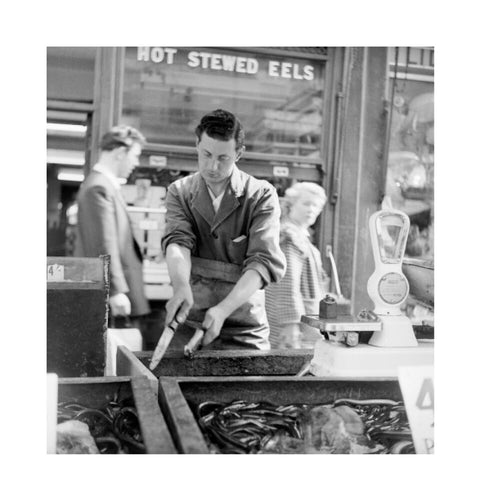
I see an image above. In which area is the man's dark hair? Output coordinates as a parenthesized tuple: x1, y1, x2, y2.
(195, 109, 245, 151)
(100, 125, 146, 152)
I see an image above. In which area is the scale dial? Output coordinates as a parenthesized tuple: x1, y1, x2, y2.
(377, 272, 409, 305)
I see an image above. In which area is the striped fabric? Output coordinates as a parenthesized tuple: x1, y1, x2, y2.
(265, 222, 330, 348)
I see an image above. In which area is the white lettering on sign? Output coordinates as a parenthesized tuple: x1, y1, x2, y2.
(47, 264, 65, 281)
(137, 47, 178, 64)
(138, 48, 314, 81)
(398, 365, 434, 454)
(187, 51, 259, 74)
(268, 61, 314, 80)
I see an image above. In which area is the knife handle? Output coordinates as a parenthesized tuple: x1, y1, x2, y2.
(184, 328, 205, 359)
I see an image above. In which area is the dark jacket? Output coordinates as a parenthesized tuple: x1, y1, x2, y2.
(162, 166, 286, 286)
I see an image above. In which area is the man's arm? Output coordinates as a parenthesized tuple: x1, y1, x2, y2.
(164, 243, 194, 325)
(202, 269, 263, 345)
(242, 183, 286, 287)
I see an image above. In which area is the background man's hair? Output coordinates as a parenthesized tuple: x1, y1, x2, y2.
(100, 125, 146, 151)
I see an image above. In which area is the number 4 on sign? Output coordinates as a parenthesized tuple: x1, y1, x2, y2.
(47, 264, 64, 281)
(398, 365, 434, 454)
(416, 377, 434, 411)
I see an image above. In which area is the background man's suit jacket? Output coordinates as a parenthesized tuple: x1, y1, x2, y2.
(75, 171, 150, 316)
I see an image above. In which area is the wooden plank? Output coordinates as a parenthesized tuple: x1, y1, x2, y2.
(47, 256, 108, 283)
(131, 377, 176, 454)
(175, 376, 403, 407)
(136, 349, 314, 377)
(158, 378, 209, 454)
(116, 345, 158, 397)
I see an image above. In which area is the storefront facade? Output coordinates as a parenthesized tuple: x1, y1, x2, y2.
(47, 46, 432, 312)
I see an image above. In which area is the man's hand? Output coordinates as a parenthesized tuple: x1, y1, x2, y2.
(165, 284, 194, 325)
(201, 304, 230, 346)
(109, 292, 131, 317)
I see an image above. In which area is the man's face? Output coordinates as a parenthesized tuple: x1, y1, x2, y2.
(196, 132, 242, 188)
(118, 142, 142, 179)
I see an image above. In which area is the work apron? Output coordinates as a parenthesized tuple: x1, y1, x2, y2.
(181, 256, 270, 350)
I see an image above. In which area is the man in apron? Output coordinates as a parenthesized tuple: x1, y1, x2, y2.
(162, 109, 286, 349)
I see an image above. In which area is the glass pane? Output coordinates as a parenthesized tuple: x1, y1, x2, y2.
(121, 47, 326, 159)
(386, 48, 434, 260)
(376, 214, 408, 263)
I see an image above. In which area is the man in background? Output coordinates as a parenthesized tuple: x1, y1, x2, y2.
(75, 125, 150, 331)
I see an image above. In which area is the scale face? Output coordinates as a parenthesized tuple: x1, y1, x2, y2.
(367, 211, 410, 314)
(367, 209, 417, 347)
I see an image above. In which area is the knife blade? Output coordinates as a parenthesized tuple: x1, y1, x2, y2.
(184, 328, 206, 359)
(149, 317, 180, 370)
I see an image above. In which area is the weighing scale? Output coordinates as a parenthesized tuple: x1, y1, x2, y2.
(301, 209, 434, 377)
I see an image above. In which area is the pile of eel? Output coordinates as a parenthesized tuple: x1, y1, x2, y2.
(196, 398, 413, 454)
(56, 398, 145, 454)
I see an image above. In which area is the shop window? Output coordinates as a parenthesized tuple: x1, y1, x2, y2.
(386, 48, 434, 261)
(121, 47, 326, 160)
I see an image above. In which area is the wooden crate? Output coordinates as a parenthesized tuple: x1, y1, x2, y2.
(58, 376, 176, 454)
(158, 376, 403, 454)
(47, 256, 109, 377)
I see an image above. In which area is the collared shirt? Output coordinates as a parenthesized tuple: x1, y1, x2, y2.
(207, 186, 226, 214)
(92, 163, 121, 190)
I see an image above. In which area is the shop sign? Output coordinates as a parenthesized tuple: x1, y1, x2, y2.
(398, 365, 434, 454)
(391, 47, 434, 69)
(137, 47, 315, 81)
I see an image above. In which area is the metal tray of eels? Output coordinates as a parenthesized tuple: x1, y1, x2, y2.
(196, 398, 412, 454)
(158, 376, 410, 454)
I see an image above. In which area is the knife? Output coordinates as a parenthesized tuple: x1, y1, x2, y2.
(184, 328, 206, 359)
(149, 316, 180, 370)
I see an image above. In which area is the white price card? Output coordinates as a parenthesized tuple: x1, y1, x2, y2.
(273, 166, 289, 177)
(47, 264, 65, 281)
(398, 365, 434, 454)
(139, 219, 159, 230)
(149, 155, 167, 167)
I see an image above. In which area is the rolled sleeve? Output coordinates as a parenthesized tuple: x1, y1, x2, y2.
(161, 182, 197, 254)
(243, 184, 286, 287)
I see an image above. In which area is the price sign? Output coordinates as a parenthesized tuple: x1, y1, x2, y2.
(149, 155, 168, 167)
(139, 219, 159, 230)
(398, 365, 434, 454)
(47, 264, 65, 281)
(273, 166, 289, 177)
